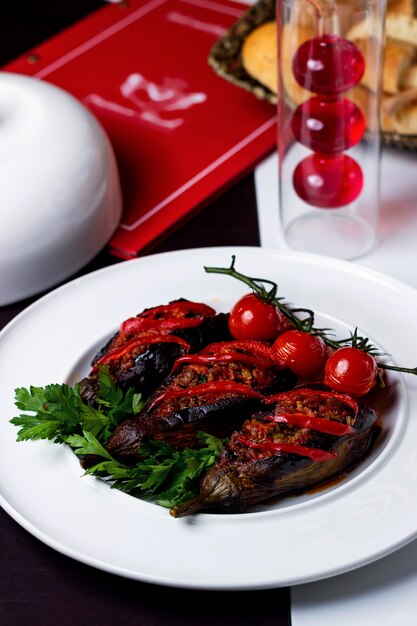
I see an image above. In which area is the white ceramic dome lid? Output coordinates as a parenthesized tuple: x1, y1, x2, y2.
(0, 72, 123, 306)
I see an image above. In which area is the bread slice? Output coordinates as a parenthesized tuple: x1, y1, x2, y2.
(382, 88, 417, 132)
(348, 13, 417, 45)
(383, 42, 417, 92)
(242, 20, 316, 103)
(241, 21, 277, 93)
(387, 0, 414, 17)
(281, 22, 315, 104)
(386, 12, 417, 44)
(402, 63, 417, 88)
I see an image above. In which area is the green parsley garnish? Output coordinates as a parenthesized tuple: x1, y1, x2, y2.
(10, 369, 224, 508)
(67, 430, 224, 507)
(11, 366, 143, 444)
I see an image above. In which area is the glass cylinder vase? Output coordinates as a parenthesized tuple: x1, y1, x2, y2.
(277, 0, 386, 260)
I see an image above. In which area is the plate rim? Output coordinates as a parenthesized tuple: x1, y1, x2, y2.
(1, 245, 417, 590)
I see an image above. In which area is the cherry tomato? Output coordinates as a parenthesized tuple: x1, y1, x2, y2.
(324, 347, 377, 397)
(272, 330, 328, 378)
(228, 293, 290, 341)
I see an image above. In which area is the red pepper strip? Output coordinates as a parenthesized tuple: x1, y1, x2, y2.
(120, 301, 216, 334)
(264, 389, 359, 416)
(235, 436, 337, 463)
(94, 333, 190, 371)
(147, 381, 264, 412)
(120, 316, 204, 335)
(138, 301, 216, 319)
(262, 413, 355, 436)
(200, 340, 284, 365)
(170, 352, 275, 375)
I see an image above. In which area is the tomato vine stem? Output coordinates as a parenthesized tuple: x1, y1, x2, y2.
(204, 256, 417, 377)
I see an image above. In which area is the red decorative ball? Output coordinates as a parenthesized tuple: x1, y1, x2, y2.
(292, 35, 365, 95)
(291, 96, 366, 153)
(293, 153, 364, 208)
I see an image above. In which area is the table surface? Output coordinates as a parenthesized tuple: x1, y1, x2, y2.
(0, 2, 291, 624)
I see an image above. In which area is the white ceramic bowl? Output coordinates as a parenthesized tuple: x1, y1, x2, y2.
(0, 72, 123, 306)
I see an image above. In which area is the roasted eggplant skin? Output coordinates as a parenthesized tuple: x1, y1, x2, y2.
(105, 394, 261, 464)
(92, 311, 231, 364)
(78, 342, 185, 404)
(105, 370, 297, 464)
(78, 312, 232, 405)
(170, 393, 379, 517)
(174, 419, 378, 516)
(173, 313, 231, 353)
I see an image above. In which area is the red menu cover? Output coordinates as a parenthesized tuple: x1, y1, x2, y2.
(4, 0, 276, 258)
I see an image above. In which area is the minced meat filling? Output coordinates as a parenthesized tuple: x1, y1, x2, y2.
(220, 392, 355, 464)
(146, 362, 280, 417)
(145, 362, 277, 415)
(166, 362, 278, 390)
(272, 393, 354, 425)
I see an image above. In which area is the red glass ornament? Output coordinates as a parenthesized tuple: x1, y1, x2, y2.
(293, 154, 363, 208)
(291, 96, 366, 153)
(292, 35, 365, 95)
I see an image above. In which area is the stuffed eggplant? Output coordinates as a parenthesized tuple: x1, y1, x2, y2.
(170, 387, 379, 516)
(105, 340, 297, 464)
(78, 299, 231, 404)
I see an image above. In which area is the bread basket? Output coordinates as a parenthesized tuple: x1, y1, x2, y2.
(208, 0, 417, 151)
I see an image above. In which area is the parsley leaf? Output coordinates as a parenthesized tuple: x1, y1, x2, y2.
(12, 384, 90, 443)
(94, 366, 144, 440)
(11, 370, 224, 508)
(71, 431, 225, 508)
(65, 431, 115, 461)
(96, 366, 143, 418)
(11, 367, 144, 444)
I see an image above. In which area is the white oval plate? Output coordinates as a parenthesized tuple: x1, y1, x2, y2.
(1, 246, 417, 590)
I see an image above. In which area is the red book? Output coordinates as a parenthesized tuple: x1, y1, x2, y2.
(4, 0, 276, 258)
